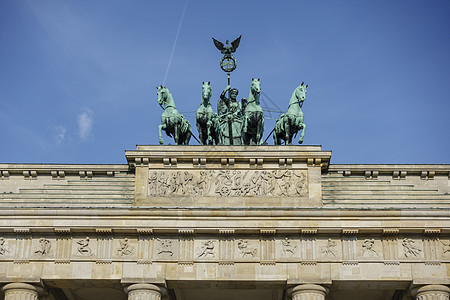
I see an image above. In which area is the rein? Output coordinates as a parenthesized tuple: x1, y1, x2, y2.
(288, 99, 304, 108)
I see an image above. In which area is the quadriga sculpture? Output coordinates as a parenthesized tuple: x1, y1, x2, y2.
(157, 85, 192, 145)
(273, 82, 307, 145)
(196, 82, 219, 145)
(242, 78, 264, 145)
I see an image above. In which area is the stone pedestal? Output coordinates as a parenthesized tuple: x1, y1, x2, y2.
(412, 285, 450, 300)
(1, 283, 44, 300)
(291, 284, 329, 300)
(124, 284, 163, 300)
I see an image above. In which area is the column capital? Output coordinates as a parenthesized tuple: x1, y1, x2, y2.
(124, 283, 166, 300)
(411, 284, 450, 299)
(291, 284, 329, 299)
(1, 283, 44, 299)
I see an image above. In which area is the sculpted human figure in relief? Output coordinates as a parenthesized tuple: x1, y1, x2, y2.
(35, 238, 52, 256)
(77, 237, 93, 256)
(402, 238, 421, 257)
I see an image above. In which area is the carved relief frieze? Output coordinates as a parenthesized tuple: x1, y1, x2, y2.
(321, 238, 338, 258)
(361, 238, 379, 257)
(148, 169, 308, 197)
(0, 237, 11, 256)
(155, 238, 175, 258)
(75, 237, 94, 257)
(195, 240, 217, 259)
(281, 237, 298, 257)
(117, 238, 134, 256)
(402, 238, 422, 258)
(237, 239, 258, 259)
(441, 240, 450, 258)
(34, 238, 52, 256)
(0, 230, 444, 264)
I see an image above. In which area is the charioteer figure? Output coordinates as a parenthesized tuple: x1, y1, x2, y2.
(217, 85, 244, 145)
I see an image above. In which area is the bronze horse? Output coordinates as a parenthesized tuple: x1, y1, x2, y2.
(196, 82, 219, 145)
(273, 83, 307, 145)
(157, 85, 191, 145)
(243, 78, 264, 145)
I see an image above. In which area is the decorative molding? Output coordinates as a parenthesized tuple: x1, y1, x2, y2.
(382, 229, 399, 261)
(301, 229, 317, 261)
(219, 230, 234, 263)
(138, 230, 153, 263)
(178, 229, 194, 263)
(0, 170, 10, 179)
(14, 229, 31, 263)
(342, 229, 357, 261)
(260, 230, 275, 262)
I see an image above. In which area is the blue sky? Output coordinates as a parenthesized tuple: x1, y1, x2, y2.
(0, 0, 449, 164)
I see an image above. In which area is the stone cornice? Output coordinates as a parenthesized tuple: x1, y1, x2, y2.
(0, 207, 448, 217)
(125, 145, 332, 170)
(328, 164, 450, 176)
(0, 164, 129, 176)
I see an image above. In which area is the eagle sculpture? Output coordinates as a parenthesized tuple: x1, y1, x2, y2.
(212, 35, 242, 58)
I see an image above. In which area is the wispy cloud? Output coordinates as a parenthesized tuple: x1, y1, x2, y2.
(77, 108, 93, 140)
(55, 125, 66, 144)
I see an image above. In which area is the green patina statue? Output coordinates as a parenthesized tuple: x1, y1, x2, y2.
(155, 35, 310, 146)
(196, 82, 219, 145)
(217, 85, 244, 145)
(243, 78, 264, 145)
(157, 85, 192, 145)
(273, 82, 307, 145)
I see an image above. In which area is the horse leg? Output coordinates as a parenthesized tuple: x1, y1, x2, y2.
(173, 124, 179, 145)
(284, 117, 292, 145)
(273, 129, 278, 145)
(158, 124, 165, 145)
(298, 123, 306, 144)
(185, 128, 192, 145)
(257, 117, 264, 145)
(242, 116, 249, 145)
(197, 121, 205, 145)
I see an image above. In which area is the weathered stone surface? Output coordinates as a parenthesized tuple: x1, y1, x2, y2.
(0, 145, 448, 300)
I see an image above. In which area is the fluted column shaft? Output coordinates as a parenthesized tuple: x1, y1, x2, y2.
(1, 283, 44, 300)
(125, 284, 163, 300)
(292, 284, 329, 300)
(412, 285, 450, 300)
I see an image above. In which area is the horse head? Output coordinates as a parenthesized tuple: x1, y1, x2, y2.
(202, 81, 212, 104)
(295, 82, 308, 103)
(250, 78, 261, 95)
(249, 78, 261, 105)
(157, 85, 169, 108)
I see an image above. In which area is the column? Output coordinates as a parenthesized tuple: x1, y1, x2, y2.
(292, 284, 329, 300)
(124, 284, 163, 300)
(412, 285, 450, 300)
(1, 283, 44, 300)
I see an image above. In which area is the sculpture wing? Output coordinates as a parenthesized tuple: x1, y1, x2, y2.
(212, 38, 225, 51)
(230, 35, 242, 52)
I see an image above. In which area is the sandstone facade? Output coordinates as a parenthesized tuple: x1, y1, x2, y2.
(0, 145, 448, 300)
